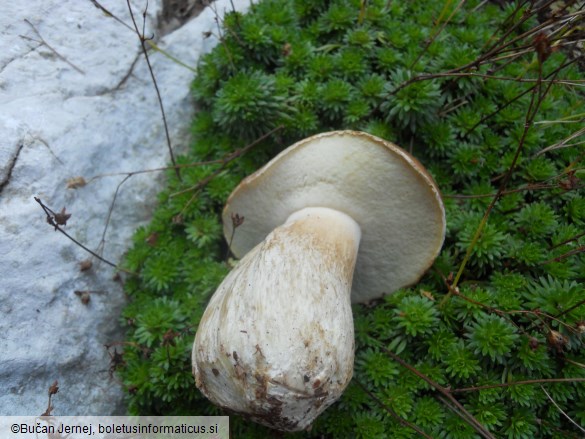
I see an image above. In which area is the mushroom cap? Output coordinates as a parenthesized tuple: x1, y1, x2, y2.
(223, 130, 446, 303)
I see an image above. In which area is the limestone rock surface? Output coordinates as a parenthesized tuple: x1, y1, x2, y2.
(0, 0, 250, 415)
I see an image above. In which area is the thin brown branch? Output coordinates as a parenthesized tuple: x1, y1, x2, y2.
(90, 0, 197, 73)
(354, 379, 433, 438)
(85, 158, 232, 183)
(390, 4, 579, 99)
(445, 53, 568, 298)
(433, 269, 562, 338)
(540, 385, 585, 434)
(550, 231, 585, 250)
(443, 183, 558, 199)
(466, 56, 579, 135)
(95, 174, 132, 263)
(453, 378, 585, 393)
(170, 125, 284, 199)
(126, 0, 181, 181)
(41, 380, 59, 416)
(381, 348, 495, 439)
(173, 126, 284, 217)
(34, 137, 64, 165)
(536, 126, 585, 156)
(34, 197, 135, 274)
(410, 0, 467, 70)
(539, 246, 585, 265)
(90, 0, 132, 30)
(22, 19, 85, 74)
(524, 297, 585, 333)
(439, 97, 469, 117)
(488, 46, 533, 63)
(209, 1, 236, 70)
(478, 0, 560, 64)
(478, 0, 532, 54)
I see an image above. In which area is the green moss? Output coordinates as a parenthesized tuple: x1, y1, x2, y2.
(119, 0, 585, 436)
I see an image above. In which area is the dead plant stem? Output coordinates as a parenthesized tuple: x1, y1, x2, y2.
(95, 174, 132, 263)
(410, 0, 467, 71)
(391, 3, 577, 98)
(381, 348, 495, 439)
(89, 0, 197, 73)
(441, 57, 575, 306)
(173, 125, 284, 216)
(354, 379, 433, 438)
(34, 197, 135, 274)
(170, 125, 284, 198)
(453, 378, 585, 393)
(126, 0, 181, 182)
(22, 19, 85, 74)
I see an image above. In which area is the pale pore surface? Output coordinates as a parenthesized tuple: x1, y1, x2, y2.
(223, 131, 446, 303)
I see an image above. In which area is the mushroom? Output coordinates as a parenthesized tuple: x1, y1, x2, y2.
(192, 130, 446, 431)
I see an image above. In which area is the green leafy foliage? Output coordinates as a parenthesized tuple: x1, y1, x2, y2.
(466, 314, 519, 363)
(119, 0, 585, 437)
(382, 69, 443, 132)
(393, 296, 439, 336)
(211, 69, 292, 140)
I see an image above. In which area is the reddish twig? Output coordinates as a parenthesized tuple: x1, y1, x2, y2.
(381, 349, 495, 439)
(453, 378, 585, 393)
(22, 19, 85, 74)
(34, 197, 135, 274)
(170, 125, 284, 198)
(410, 0, 467, 70)
(354, 379, 433, 439)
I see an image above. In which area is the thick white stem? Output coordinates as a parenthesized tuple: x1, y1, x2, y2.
(193, 207, 361, 431)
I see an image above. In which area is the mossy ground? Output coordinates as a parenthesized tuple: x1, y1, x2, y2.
(119, 0, 584, 437)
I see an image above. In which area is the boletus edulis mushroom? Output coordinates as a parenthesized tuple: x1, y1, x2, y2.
(192, 131, 446, 431)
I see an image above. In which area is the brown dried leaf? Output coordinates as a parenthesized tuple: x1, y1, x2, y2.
(74, 290, 91, 305)
(48, 380, 59, 396)
(146, 232, 158, 246)
(66, 176, 87, 189)
(547, 330, 568, 352)
(533, 32, 554, 64)
(559, 171, 580, 191)
(107, 348, 126, 378)
(54, 207, 71, 227)
(231, 213, 245, 228)
(282, 42, 292, 57)
(420, 290, 435, 301)
(79, 259, 93, 272)
(162, 329, 179, 347)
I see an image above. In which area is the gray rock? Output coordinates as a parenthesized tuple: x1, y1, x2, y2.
(0, 0, 250, 415)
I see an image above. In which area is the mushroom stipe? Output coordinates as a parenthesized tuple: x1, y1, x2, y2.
(192, 131, 446, 431)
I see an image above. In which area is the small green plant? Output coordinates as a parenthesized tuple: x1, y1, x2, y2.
(119, 0, 584, 437)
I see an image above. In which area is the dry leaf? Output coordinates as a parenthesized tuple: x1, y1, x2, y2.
(146, 232, 158, 246)
(48, 380, 59, 396)
(74, 290, 91, 305)
(66, 176, 87, 189)
(79, 259, 93, 272)
(420, 289, 435, 301)
(54, 207, 71, 227)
